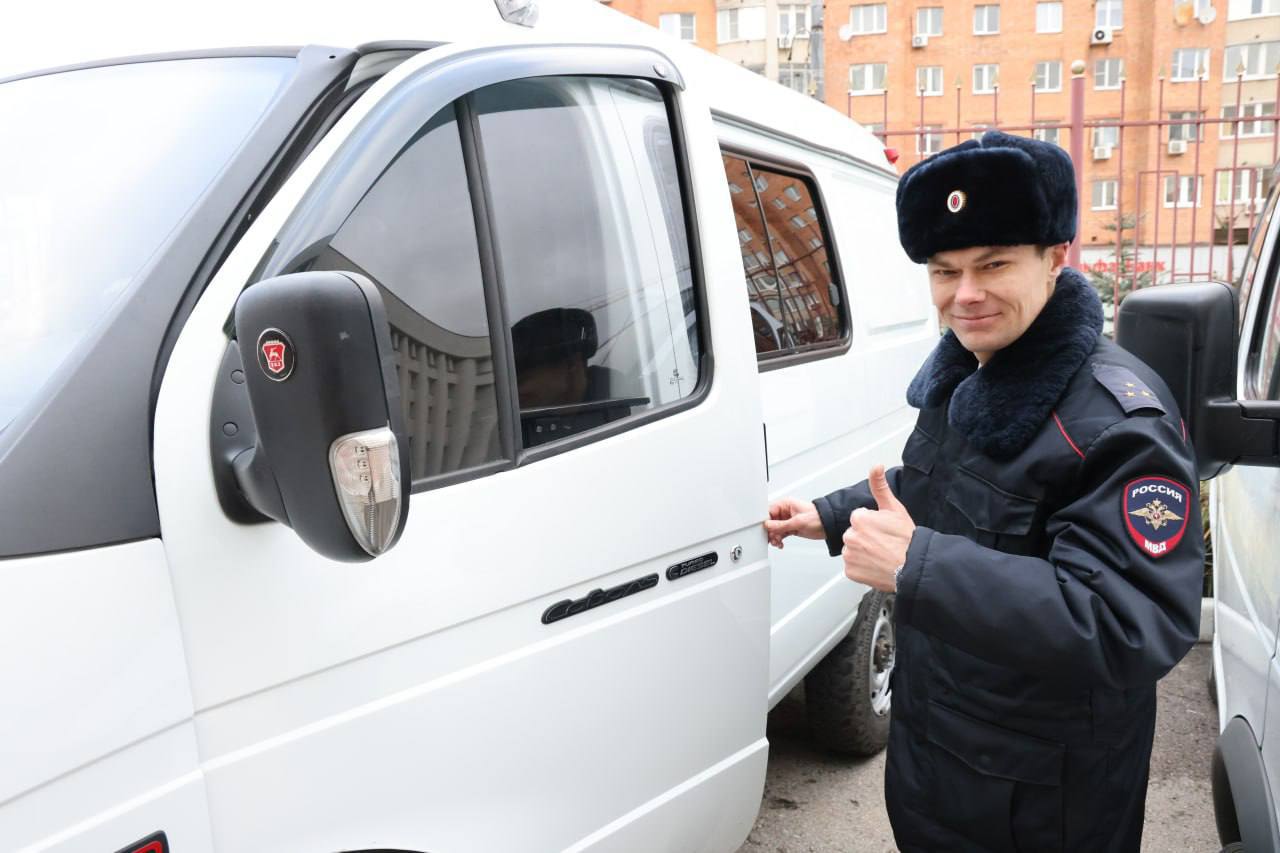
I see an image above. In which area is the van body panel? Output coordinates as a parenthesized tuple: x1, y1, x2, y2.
(563, 739, 768, 853)
(0, 540, 192, 804)
(192, 565, 768, 850)
(0, 542, 212, 851)
(1214, 467, 1280, 740)
(9, 724, 212, 853)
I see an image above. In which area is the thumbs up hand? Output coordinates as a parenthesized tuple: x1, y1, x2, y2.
(841, 465, 916, 592)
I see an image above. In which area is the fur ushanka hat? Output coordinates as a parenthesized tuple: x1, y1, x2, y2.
(895, 130, 1078, 263)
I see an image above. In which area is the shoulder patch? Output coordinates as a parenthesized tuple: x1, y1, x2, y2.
(1123, 476, 1191, 558)
(1092, 363, 1167, 415)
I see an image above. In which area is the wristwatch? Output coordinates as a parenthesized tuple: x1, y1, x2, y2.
(892, 562, 905, 593)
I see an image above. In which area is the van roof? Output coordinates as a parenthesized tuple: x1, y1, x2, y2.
(3, 0, 890, 175)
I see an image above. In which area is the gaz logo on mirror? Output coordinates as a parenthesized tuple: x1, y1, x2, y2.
(256, 328, 296, 382)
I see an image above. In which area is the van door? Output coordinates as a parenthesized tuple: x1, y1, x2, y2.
(152, 42, 770, 852)
(1214, 184, 1280, 738)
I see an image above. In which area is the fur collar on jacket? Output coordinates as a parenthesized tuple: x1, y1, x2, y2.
(906, 266, 1104, 459)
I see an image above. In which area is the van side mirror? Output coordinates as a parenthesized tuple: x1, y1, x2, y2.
(1116, 281, 1280, 480)
(225, 270, 411, 561)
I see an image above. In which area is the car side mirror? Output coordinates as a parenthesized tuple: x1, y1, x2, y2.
(223, 270, 410, 561)
(1116, 281, 1280, 480)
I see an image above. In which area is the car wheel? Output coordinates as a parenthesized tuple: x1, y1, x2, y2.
(804, 588, 895, 756)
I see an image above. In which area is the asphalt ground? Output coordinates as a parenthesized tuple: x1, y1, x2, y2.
(737, 643, 1220, 852)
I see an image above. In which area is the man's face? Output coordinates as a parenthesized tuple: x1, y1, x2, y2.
(926, 243, 1069, 363)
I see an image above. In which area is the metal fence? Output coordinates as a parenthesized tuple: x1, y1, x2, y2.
(871, 62, 1280, 307)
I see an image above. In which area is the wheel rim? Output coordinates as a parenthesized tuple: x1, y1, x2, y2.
(869, 596, 896, 716)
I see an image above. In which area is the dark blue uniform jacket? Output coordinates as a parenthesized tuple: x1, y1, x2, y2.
(813, 270, 1204, 853)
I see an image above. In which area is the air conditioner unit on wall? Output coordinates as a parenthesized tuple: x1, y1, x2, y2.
(778, 32, 795, 49)
(1168, 139, 1188, 155)
(911, 34, 928, 48)
(1091, 27, 1113, 45)
(1093, 145, 1114, 160)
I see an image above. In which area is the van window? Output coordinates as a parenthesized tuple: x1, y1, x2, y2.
(473, 76, 699, 448)
(255, 71, 702, 468)
(1248, 258, 1280, 400)
(723, 154, 792, 354)
(721, 152, 846, 360)
(1239, 186, 1280, 331)
(0, 56, 294, 434)
(264, 104, 505, 481)
(1244, 185, 1280, 400)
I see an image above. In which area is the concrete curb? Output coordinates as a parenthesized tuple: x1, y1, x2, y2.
(1199, 596, 1214, 643)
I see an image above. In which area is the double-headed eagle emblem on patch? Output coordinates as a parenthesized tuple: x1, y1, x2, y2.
(1129, 498, 1183, 531)
(1123, 477, 1191, 558)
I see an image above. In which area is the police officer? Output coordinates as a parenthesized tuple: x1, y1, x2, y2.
(764, 130, 1203, 852)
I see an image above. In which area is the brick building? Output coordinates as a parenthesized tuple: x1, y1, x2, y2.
(825, 0, 1279, 255)
(598, 0, 721, 54)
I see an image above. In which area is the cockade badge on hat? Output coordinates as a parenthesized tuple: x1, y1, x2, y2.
(946, 190, 966, 213)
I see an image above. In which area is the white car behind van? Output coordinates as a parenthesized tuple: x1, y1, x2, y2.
(0, 2, 933, 850)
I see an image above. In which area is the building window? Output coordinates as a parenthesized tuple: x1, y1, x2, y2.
(778, 4, 811, 37)
(970, 123, 991, 141)
(1228, 0, 1280, 20)
(721, 153, 846, 357)
(779, 63, 812, 94)
(1163, 174, 1202, 207)
(973, 63, 999, 94)
(1225, 42, 1280, 80)
(1033, 123, 1061, 145)
(1096, 0, 1123, 28)
(1217, 168, 1265, 205)
(849, 3, 888, 35)
(1172, 48, 1210, 81)
(1034, 61, 1062, 92)
(1092, 124, 1120, 147)
(917, 65, 944, 96)
(973, 4, 1000, 34)
(1094, 58, 1124, 90)
(717, 8, 739, 42)
(717, 7, 766, 43)
(659, 12, 696, 41)
(1092, 179, 1118, 210)
(917, 125, 944, 154)
(1168, 110, 1204, 141)
(1222, 102, 1278, 137)
(1036, 2, 1063, 32)
(916, 6, 943, 36)
(849, 62, 888, 95)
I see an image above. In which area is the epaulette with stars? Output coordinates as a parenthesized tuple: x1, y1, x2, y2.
(1090, 363, 1167, 415)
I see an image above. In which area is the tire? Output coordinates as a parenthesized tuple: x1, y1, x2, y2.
(804, 588, 895, 756)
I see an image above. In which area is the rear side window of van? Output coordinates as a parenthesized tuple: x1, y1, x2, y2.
(721, 152, 846, 361)
(252, 72, 703, 485)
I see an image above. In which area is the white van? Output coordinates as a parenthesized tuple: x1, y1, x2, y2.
(1202, 172, 1280, 852)
(1114, 170, 1280, 853)
(0, 2, 934, 850)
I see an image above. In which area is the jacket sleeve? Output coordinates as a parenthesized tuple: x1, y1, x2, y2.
(812, 466, 905, 558)
(894, 416, 1203, 689)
